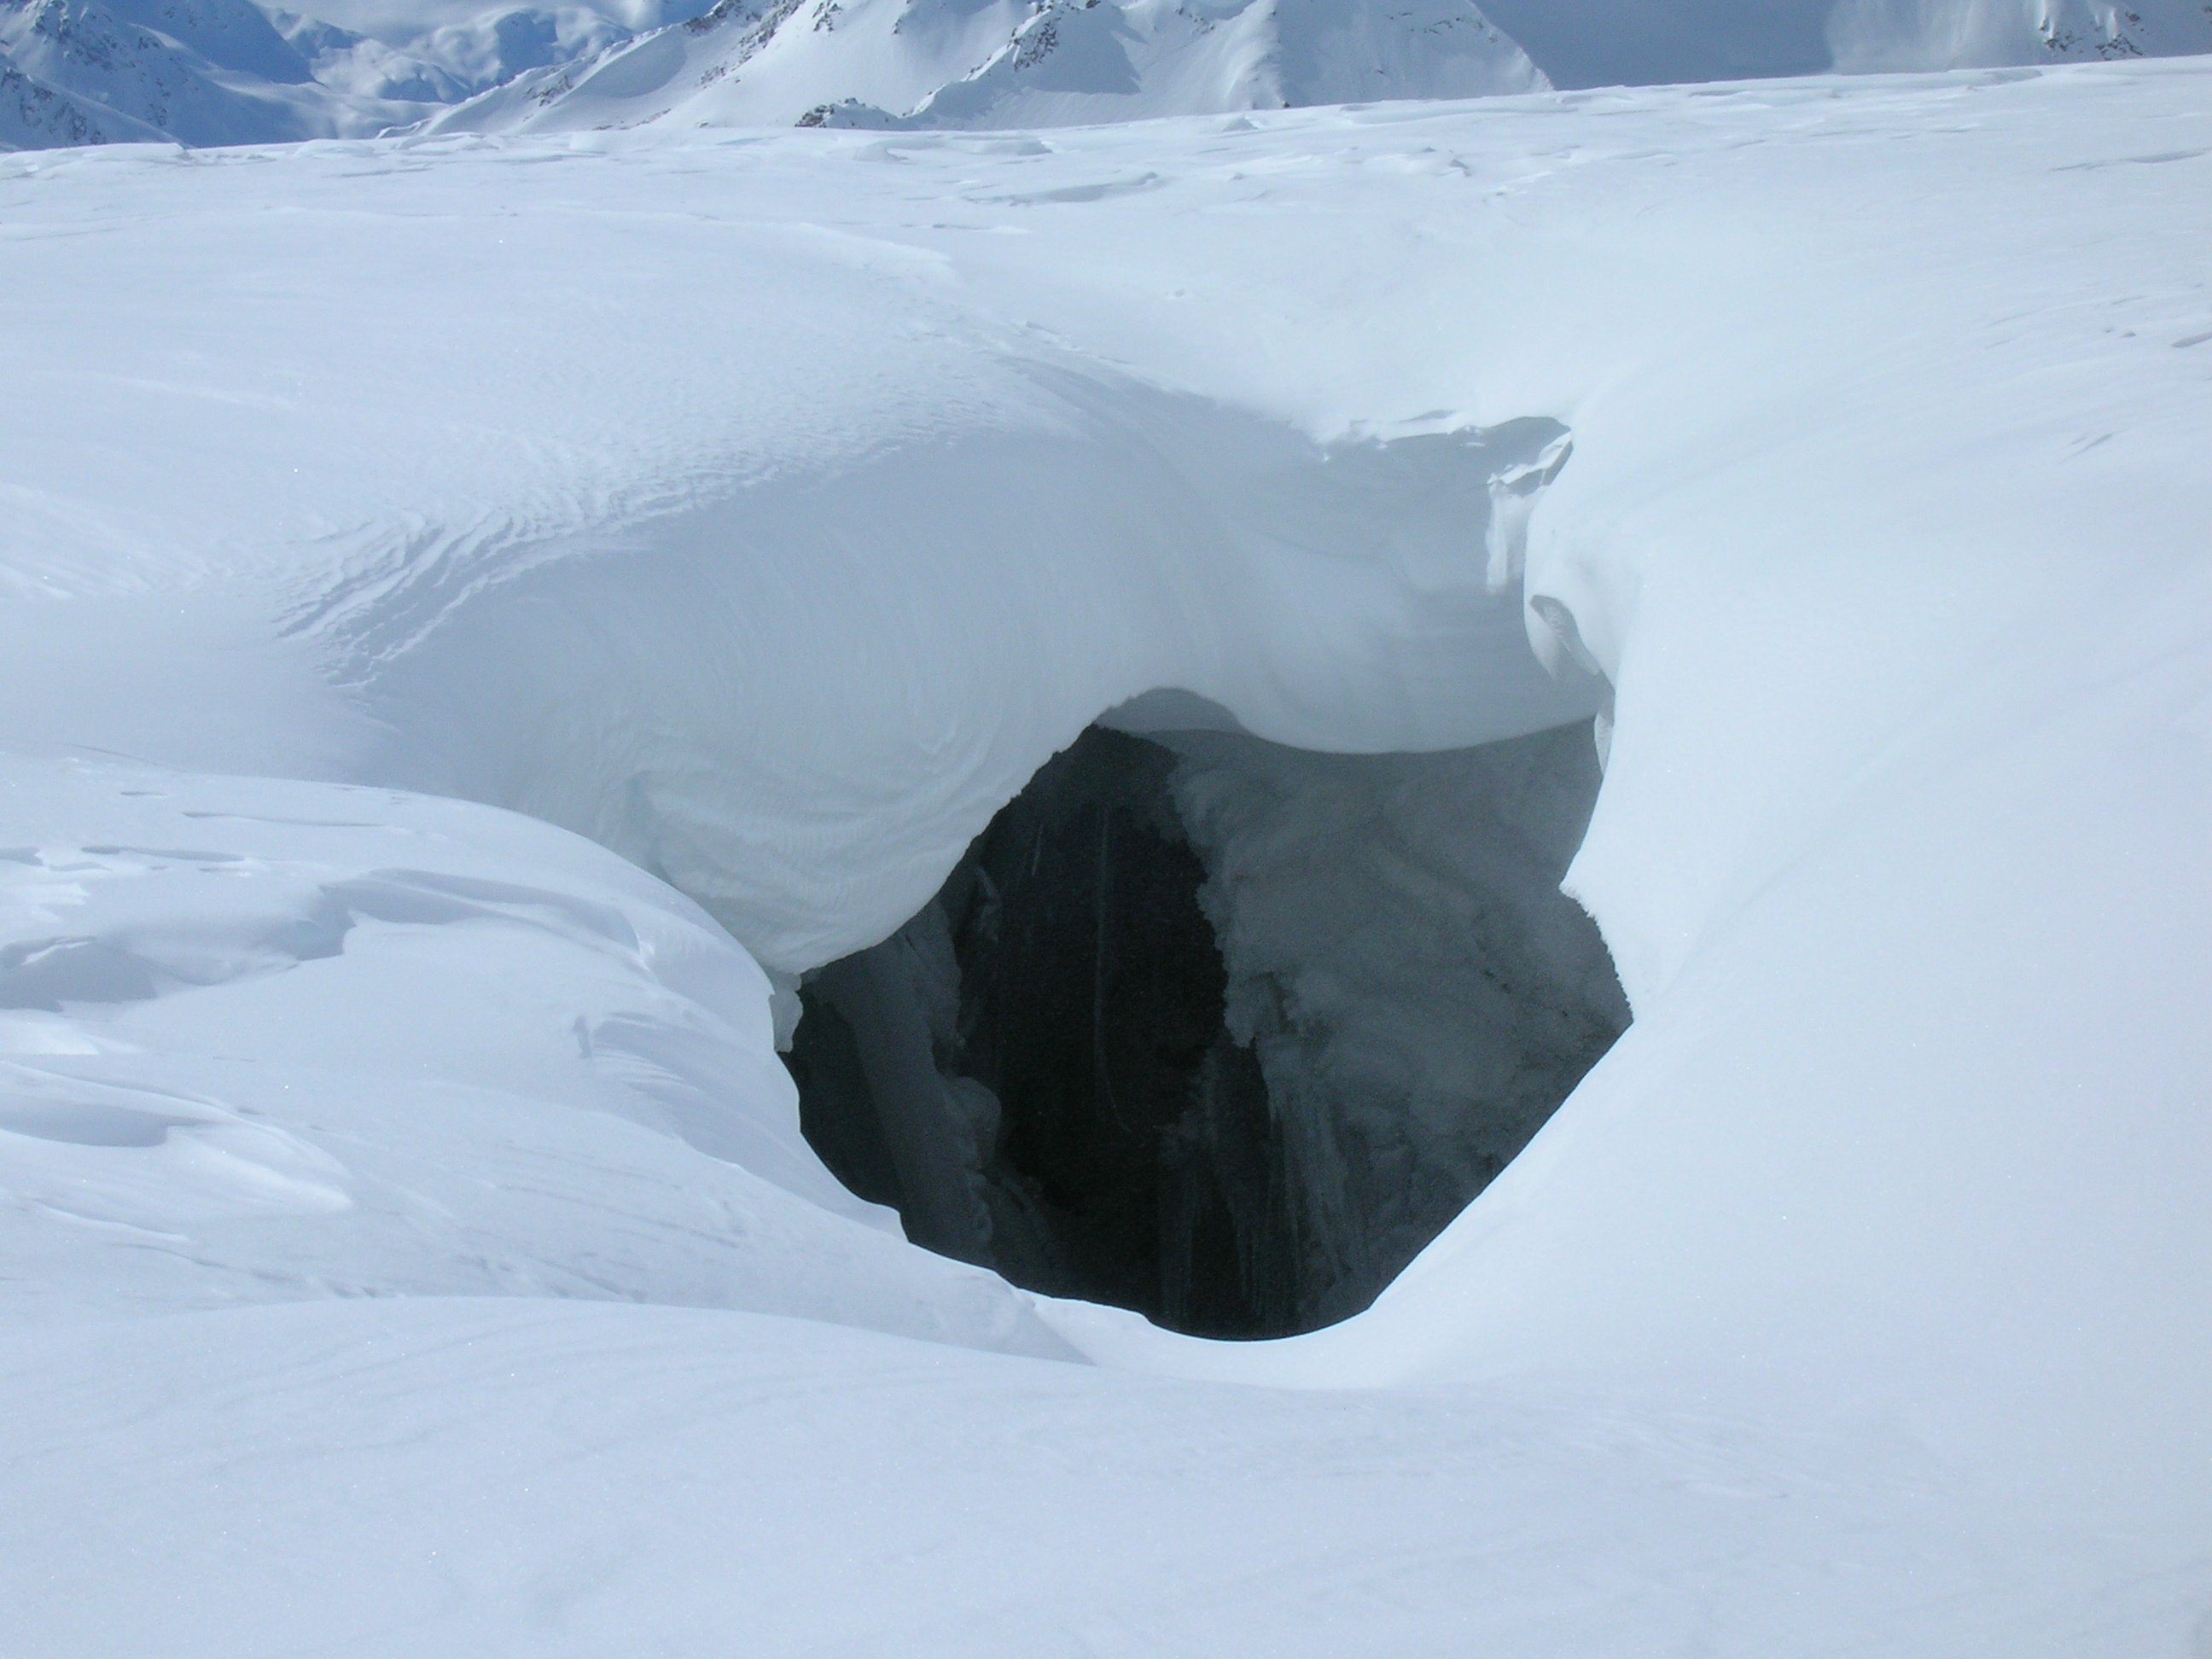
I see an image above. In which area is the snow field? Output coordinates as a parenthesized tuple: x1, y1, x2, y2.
(0, 56, 2208, 1651)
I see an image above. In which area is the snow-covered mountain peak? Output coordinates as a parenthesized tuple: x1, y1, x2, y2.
(0, 0, 675, 147)
(9, 0, 2212, 153)
(431, 0, 1545, 134)
(906, 0, 1547, 129)
(0, 0, 437, 142)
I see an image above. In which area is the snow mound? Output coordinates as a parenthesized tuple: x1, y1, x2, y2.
(0, 750, 1066, 1355)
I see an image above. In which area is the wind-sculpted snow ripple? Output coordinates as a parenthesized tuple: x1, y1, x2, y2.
(348, 383, 1596, 972)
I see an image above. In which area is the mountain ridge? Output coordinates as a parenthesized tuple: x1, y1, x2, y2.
(4, 0, 2210, 152)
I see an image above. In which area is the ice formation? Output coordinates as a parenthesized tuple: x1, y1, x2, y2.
(791, 720, 1627, 1336)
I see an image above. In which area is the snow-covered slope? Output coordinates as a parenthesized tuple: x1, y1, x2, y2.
(1470, 0, 1837, 86)
(270, 0, 667, 105)
(3, 57, 2209, 1651)
(0, 0, 1551, 153)
(444, 0, 2212, 137)
(436, 0, 1544, 135)
(2, 38, 162, 141)
(0, 0, 700, 148)
(1831, 0, 2212, 71)
(0, 0, 434, 143)
(1474, 0, 2212, 88)
(10, 0, 2211, 154)
(0, 751, 1067, 1353)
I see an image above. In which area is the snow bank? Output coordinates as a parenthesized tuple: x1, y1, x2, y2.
(346, 396, 1596, 970)
(0, 749, 1066, 1351)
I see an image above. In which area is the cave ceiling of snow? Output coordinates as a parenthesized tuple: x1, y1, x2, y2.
(2, 33, 2210, 1659)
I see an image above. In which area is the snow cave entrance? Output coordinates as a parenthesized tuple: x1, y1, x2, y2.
(786, 719, 1627, 1339)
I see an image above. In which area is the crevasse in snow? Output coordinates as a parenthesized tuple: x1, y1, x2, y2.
(791, 719, 1627, 1336)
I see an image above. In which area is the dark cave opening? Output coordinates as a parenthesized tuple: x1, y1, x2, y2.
(787, 720, 1627, 1340)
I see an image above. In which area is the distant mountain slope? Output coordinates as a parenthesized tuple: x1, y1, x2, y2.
(268, 0, 656, 106)
(1471, 0, 1835, 87)
(5, 0, 2210, 154)
(2, 38, 166, 141)
(429, 0, 1545, 135)
(1829, 0, 2212, 71)
(1475, 0, 2210, 88)
(0, 0, 688, 148)
(0, 0, 432, 143)
(894, 0, 1548, 130)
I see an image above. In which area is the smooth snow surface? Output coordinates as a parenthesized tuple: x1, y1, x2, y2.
(0, 754, 1066, 1354)
(3, 57, 2210, 1654)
